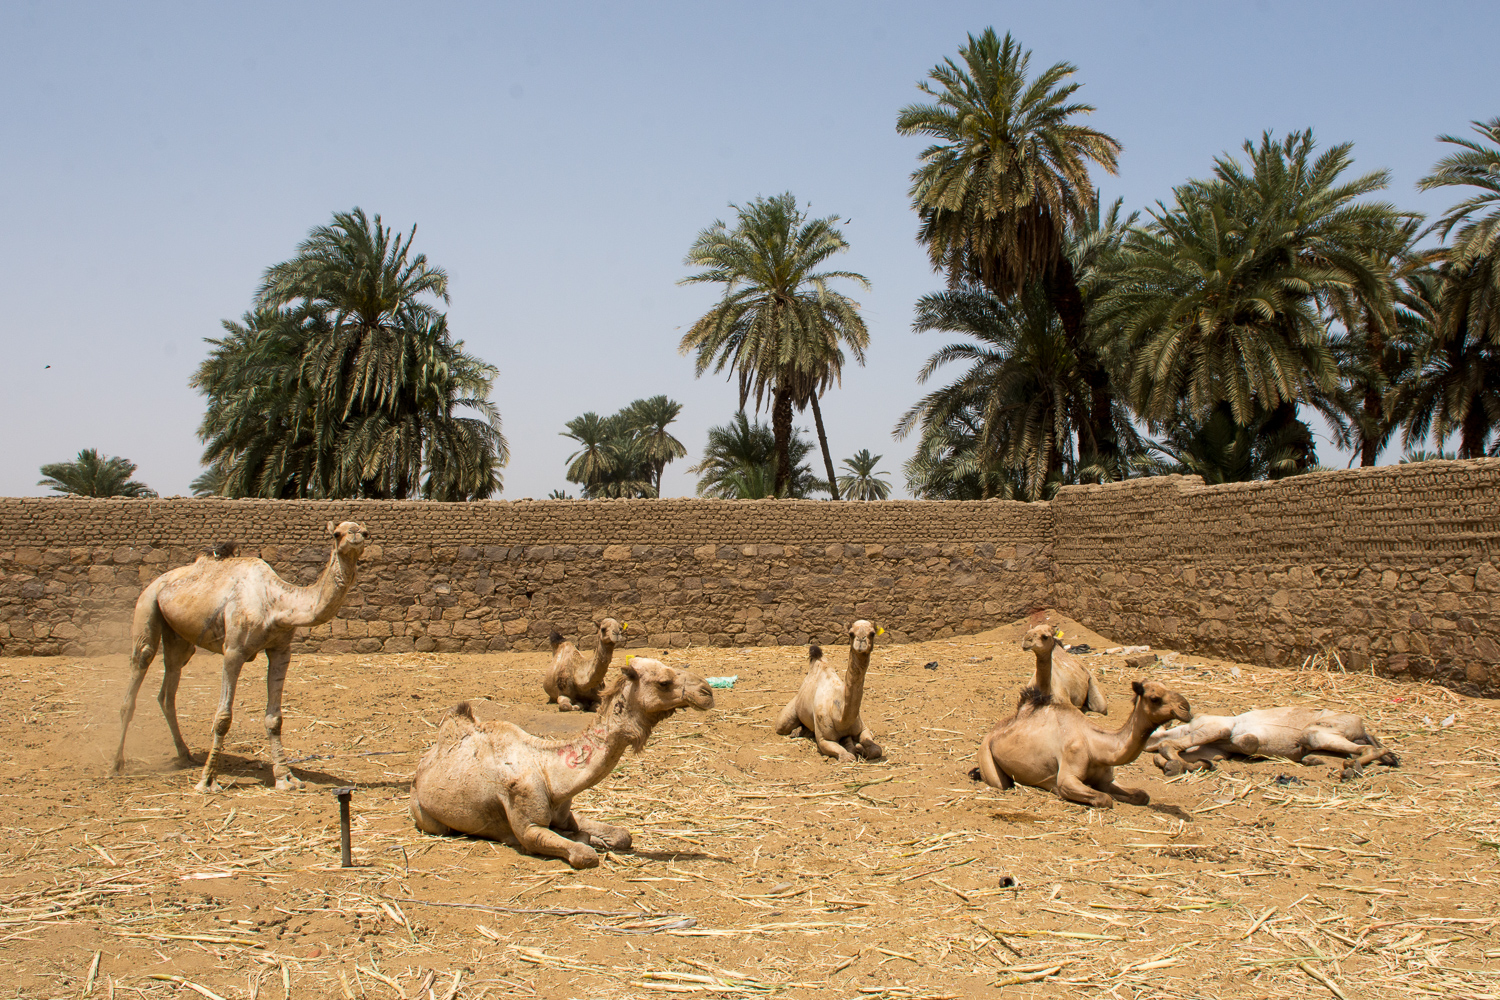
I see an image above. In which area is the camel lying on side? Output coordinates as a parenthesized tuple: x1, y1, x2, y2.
(116, 521, 368, 793)
(1146, 707, 1399, 778)
(1021, 624, 1108, 714)
(412, 657, 713, 869)
(775, 620, 884, 762)
(544, 617, 626, 711)
(976, 667, 1192, 808)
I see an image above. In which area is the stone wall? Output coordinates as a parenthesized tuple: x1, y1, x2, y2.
(1, 460, 1497, 696)
(1050, 461, 1500, 696)
(0, 498, 1053, 658)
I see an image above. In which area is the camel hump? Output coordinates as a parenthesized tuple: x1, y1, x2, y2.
(1017, 686, 1052, 711)
(808, 644, 822, 661)
(549, 630, 565, 649)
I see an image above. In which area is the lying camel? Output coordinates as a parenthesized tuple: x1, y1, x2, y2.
(412, 657, 713, 868)
(544, 617, 626, 711)
(775, 620, 884, 762)
(976, 670, 1192, 808)
(116, 521, 368, 792)
(1021, 624, 1108, 714)
(1146, 707, 1399, 778)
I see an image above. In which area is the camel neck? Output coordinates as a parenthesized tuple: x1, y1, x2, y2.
(1096, 700, 1160, 767)
(285, 547, 358, 628)
(549, 705, 656, 799)
(1032, 647, 1053, 693)
(583, 641, 615, 687)
(846, 650, 870, 728)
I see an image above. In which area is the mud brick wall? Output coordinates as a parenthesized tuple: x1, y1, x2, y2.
(2, 460, 1497, 696)
(0, 498, 1053, 658)
(1050, 461, 1500, 696)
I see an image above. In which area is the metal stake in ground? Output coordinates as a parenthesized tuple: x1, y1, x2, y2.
(333, 786, 355, 867)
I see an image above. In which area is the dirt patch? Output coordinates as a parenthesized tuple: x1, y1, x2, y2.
(1, 613, 1496, 997)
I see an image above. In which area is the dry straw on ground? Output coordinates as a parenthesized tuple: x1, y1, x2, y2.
(0, 612, 1494, 998)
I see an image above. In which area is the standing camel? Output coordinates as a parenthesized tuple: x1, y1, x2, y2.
(113, 521, 369, 793)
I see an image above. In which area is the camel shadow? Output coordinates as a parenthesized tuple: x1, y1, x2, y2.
(1145, 801, 1192, 821)
(629, 849, 733, 863)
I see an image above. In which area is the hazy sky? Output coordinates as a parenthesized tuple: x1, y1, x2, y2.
(3, 1, 1497, 499)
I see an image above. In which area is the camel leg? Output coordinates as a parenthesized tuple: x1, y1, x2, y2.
(813, 717, 856, 762)
(1301, 728, 1394, 778)
(854, 722, 883, 760)
(1156, 720, 1233, 777)
(506, 787, 597, 868)
(556, 696, 576, 712)
(1055, 756, 1114, 808)
(567, 814, 633, 852)
(1094, 777, 1150, 806)
(157, 631, 196, 766)
(263, 645, 303, 791)
(773, 700, 801, 736)
(115, 601, 164, 775)
(196, 650, 246, 794)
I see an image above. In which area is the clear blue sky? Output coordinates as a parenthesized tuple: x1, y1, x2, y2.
(3, 1, 1497, 498)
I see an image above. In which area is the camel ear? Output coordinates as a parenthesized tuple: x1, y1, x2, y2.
(1131, 680, 1145, 697)
(622, 662, 639, 682)
(327, 521, 338, 535)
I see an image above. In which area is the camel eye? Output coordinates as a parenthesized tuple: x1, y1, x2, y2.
(656, 679, 672, 688)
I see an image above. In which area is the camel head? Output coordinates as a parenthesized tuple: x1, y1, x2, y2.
(598, 617, 626, 647)
(849, 619, 881, 654)
(327, 521, 370, 558)
(1130, 680, 1192, 726)
(620, 657, 714, 715)
(1021, 623, 1060, 655)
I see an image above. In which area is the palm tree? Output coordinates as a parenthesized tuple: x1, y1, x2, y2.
(1101, 130, 1408, 476)
(621, 395, 687, 495)
(896, 284, 1081, 499)
(837, 449, 893, 500)
(679, 193, 869, 497)
(901, 404, 1021, 500)
(1418, 118, 1500, 348)
(898, 28, 1122, 460)
(689, 411, 821, 499)
(1398, 296, 1500, 458)
(196, 210, 507, 499)
(39, 449, 156, 498)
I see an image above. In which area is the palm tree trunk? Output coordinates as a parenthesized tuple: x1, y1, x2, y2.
(809, 394, 841, 500)
(1360, 389, 1383, 467)
(1460, 401, 1489, 459)
(771, 389, 794, 496)
(1043, 257, 1118, 472)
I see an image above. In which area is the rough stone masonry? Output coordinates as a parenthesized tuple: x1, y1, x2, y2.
(1, 460, 1496, 697)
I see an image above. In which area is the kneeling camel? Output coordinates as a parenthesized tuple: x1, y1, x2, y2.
(411, 657, 714, 868)
(775, 620, 884, 762)
(977, 672, 1192, 808)
(544, 617, 627, 712)
(1021, 623, 1108, 714)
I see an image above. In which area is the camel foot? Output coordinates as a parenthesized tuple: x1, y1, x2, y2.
(174, 752, 198, 769)
(1158, 758, 1186, 777)
(590, 830, 632, 852)
(1339, 762, 1364, 782)
(274, 772, 305, 792)
(112, 757, 126, 776)
(565, 845, 600, 869)
(859, 741, 885, 760)
(194, 778, 224, 794)
(1113, 788, 1150, 806)
(834, 751, 857, 763)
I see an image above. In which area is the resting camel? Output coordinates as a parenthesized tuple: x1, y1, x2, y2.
(544, 618, 626, 711)
(411, 657, 714, 868)
(976, 660, 1192, 808)
(775, 620, 884, 763)
(1146, 707, 1399, 778)
(1021, 624, 1108, 714)
(114, 521, 369, 793)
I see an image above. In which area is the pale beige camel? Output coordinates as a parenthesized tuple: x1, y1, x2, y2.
(775, 620, 884, 762)
(543, 618, 627, 711)
(1145, 707, 1399, 778)
(114, 521, 369, 793)
(976, 669, 1192, 808)
(1021, 624, 1108, 714)
(410, 657, 714, 868)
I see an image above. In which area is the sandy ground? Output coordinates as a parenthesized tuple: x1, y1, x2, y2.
(1, 611, 1497, 1000)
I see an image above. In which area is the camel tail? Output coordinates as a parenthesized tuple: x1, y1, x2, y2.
(808, 644, 822, 661)
(549, 630, 565, 651)
(976, 734, 1006, 790)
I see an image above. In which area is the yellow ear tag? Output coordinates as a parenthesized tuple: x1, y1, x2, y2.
(876, 626, 884, 635)
(1055, 628, 1064, 638)
(626, 655, 634, 663)
(623, 622, 629, 630)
